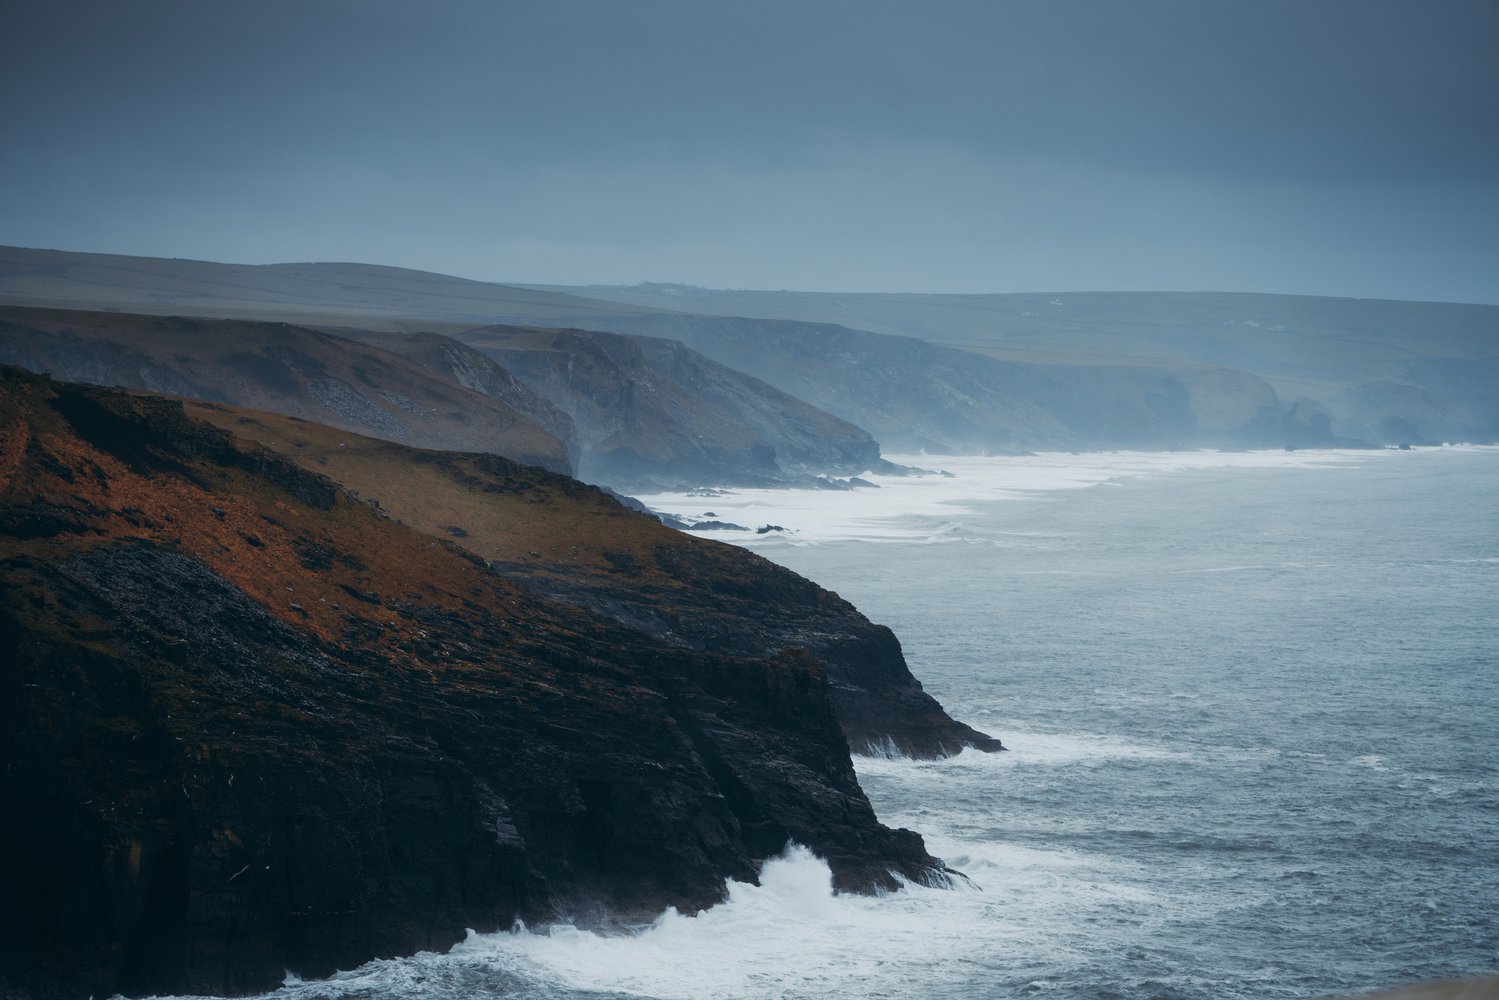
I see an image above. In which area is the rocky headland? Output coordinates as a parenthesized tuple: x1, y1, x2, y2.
(0, 366, 994, 999)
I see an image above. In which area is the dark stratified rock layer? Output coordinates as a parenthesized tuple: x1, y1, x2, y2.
(0, 367, 949, 1000)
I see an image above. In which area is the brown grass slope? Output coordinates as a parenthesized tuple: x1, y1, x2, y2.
(0, 366, 948, 999)
(0, 304, 572, 473)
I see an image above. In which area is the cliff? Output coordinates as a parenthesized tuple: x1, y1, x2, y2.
(340, 328, 583, 461)
(0, 367, 956, 999)
(453, 324, 893, 489)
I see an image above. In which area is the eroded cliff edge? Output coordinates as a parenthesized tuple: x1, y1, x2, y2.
(0, 368, 990, 1000)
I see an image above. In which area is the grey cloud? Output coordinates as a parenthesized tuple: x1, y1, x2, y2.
(1, 0, 1495, 301)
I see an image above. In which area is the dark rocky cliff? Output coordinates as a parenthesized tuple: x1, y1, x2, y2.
(0, 367, 952, 1000)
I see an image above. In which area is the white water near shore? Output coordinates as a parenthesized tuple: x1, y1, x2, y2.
(152, 447, 1499, 1000)
(634, 448, 1450, 547)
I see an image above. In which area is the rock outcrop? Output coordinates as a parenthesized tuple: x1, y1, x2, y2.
(0, 367, 956, 1000)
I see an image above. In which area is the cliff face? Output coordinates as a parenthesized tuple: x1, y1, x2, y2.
(180, 397, 1001, 759)
(454, 325, 891, 489)
(0, 367, 947, 1000)
(340, 329, 583, 461)
(0, 305, 574, 473)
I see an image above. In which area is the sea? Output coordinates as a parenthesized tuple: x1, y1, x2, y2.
(160, 447, 1498, 1000)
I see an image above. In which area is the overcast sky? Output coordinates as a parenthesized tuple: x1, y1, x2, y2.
(3, 0, 1496, 301)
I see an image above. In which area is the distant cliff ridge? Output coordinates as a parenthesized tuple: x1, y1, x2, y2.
(8, 247, 1492, 456)
(0, 366, 977, 999)
(451, 324, 897, 490)
(538, 311, 1341, 453)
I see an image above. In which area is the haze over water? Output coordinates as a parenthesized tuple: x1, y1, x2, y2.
(159, 447, 1498, 1000)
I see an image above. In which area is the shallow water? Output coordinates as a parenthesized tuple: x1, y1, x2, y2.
(157, 448, 1499, 1000)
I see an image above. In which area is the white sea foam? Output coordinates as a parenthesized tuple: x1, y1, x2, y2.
(172, 835, 1180, 1000)
(633, 448, 1413, 548)
(196, 827, 1181, 1000)
(441, 837, 1174, 1000)
(1350, 754, 1390, 771)
(857, 730, 1193, 773)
